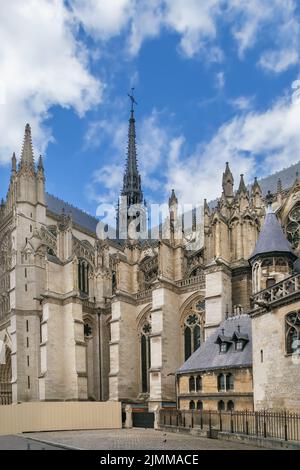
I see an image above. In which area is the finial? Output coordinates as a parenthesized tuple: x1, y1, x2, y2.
(127, 87, 137, 116)
(277, 178, 282, 193)
(11, 152, 17, 173)
(38, 154, 44, 171)
(169, 189, 178, 207)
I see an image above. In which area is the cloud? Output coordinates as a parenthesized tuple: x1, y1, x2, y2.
(70, 0, 134, 40)
(215, 71, 225, 90)
(165, 88, 300, 204)
(229, 96, 255, 111)
(0, 0, 102, 164)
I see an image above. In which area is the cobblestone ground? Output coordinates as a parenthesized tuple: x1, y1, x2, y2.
(23, 428, 262, 450)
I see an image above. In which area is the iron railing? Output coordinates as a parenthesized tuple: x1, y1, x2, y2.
(159, 409, 300, 442)
(0, 391, 12, 405)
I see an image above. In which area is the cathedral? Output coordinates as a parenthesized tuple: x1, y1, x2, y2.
(0, 103, 300, 412)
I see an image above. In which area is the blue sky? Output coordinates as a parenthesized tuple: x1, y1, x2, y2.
(0, 0, 300, 216)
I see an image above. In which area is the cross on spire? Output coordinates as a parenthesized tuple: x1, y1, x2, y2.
(127, 87, 137, 115)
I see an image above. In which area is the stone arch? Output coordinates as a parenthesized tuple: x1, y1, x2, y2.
(0, 342, 12, 404)
(137, 306, 152, 394)
(180, 294, 205, 362)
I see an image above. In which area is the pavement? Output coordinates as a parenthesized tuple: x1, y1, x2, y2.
(8, 428, 264, 450)
(0, 435, 63, 450)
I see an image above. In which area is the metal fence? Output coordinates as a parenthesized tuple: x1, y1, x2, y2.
(159, 409, 300, 442)
(0, 392, 12, 405)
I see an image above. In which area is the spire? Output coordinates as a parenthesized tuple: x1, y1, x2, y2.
(19, 123, 35, 173)
(237, 174, 248, 195)
(121, 90, 143, 206)
(222, 162, 234, 198)
(252, 176, 261, 193)
(11, 152, 17, 174)
(277, 178, 282, 193)
(37, 154, 44, 172)
(168, 189, 178, 207)
(249, 194, 296, 263)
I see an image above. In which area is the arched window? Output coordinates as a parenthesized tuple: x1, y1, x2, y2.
(197, 400, 203, 410)
(217, 374, 225, 391)
(226, 373, 234, 391)
(227, 400, 234, 411)
(84, 323, 92, 337)
(189, 400, 195, 410)
(78, 260, 90, 296)
(189, 376, 195, 392)
(285, 205, 300, 249)
(286, 311, 300, 354)
(218, 400, 225, 411)
(183, 299, 205, 361)
(196, 375, 202, 392)
(140, 317, 152, 393)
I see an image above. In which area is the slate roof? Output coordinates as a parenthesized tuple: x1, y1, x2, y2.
(249, 207, 296, 262)
(177, 314, 252, 374)
(46, 193, 99, 233)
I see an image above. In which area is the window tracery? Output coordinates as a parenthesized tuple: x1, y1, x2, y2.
(286, 311, 300, 354)
(183, 299, 205, 361)
(286, 205, 300, 249)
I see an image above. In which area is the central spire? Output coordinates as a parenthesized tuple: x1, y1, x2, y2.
(121, 89, 143, 206)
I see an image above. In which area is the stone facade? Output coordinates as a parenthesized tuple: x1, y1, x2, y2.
(1, 112, 300, 412)
(178, 368, 253, 411)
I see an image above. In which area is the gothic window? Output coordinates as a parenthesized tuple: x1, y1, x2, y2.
(84, 323, 92, 337)
(183, 299, 205, 361)
(196, 375, 202, 392)
(227, 400, 235, 411)
(218, 374, 225, 391)
(197, 400, 203, 410)
(286, 205, 300, 249)
(226, 373, 234, 391)
(189, 400, 195, 410)
(140, 317, 152, 393)
(218, 400, 225, 411)
(189, 376, 195, 392)
(112, 270, 117, 292)
(78, 259, 90, 296)
(286, 311, 300, 354)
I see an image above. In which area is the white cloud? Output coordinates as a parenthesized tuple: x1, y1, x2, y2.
(229, 96, 255, 111)
(70, 0, 134, 40)
(165, 90, 300, 204)
(0, 0, 102, 163)
(215, 71, 225, 90)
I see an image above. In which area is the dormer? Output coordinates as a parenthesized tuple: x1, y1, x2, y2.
(215, 330, 233, 353)
(231, 328, 249, 351)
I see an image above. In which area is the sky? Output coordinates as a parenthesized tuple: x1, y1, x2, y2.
(0, 0, 300, 217)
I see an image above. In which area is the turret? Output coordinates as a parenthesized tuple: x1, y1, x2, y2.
(222, 162, 234, 199)
(251, 177, 262, 209)
(249, 193, 296, 293)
